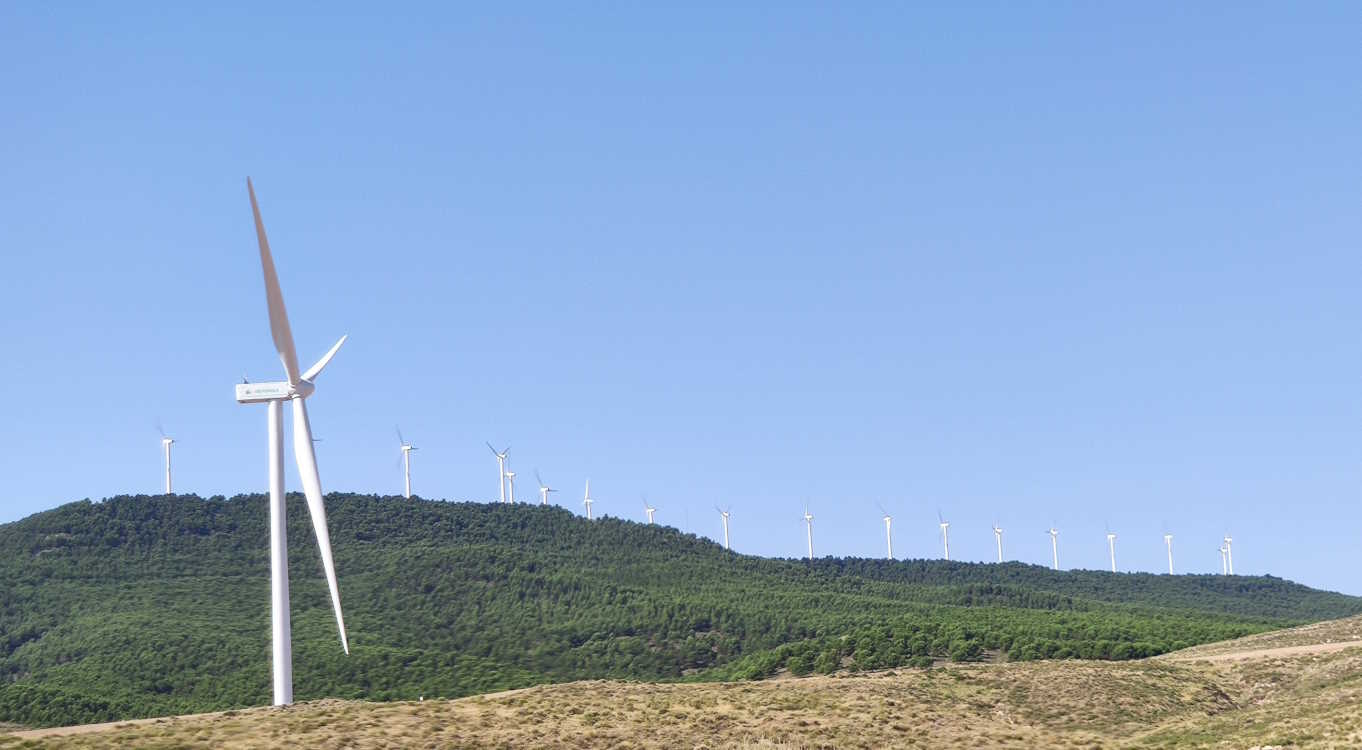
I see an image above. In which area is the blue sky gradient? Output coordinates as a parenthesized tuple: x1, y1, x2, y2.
(1, 3, 1359, 592)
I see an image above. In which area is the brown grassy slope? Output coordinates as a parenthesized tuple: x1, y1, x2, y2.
(6, 616, 1362, 750)
(1159, 613, 1362, 659)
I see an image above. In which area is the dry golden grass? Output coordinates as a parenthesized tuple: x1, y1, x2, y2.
(6, 616, 1362, 749)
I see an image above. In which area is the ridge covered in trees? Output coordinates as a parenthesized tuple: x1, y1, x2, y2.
(1, 493, 1357, 728)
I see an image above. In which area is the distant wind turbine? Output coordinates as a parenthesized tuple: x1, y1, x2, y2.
(535, 471, 556, 506)
(233, 178, 349, 706)
(396, 427, 416, 499)
(505, 469, 517, 504)
(1219, 544, 1228, 575)
(1048, 526, 1060, 570)
(157, 423, 175, 494)
(583, 479, 594, 519)
(643, 498, 656, 525)
(1164, 533, 1174, 575)
(937, 510, 950, 561)
(1106, 527, 1118, 573)
(802, 505, 815, 561)
(992, 521, 1004, 563)
(716, 506, 731, 550)
(487, 443, 509, 503)
(877, 502, 893, 559)
(1223, 534, 1234, 575)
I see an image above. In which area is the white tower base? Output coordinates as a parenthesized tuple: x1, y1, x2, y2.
(268, 400, 293, 706)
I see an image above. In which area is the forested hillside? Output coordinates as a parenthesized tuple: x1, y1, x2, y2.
(1, 494, 1358, 728)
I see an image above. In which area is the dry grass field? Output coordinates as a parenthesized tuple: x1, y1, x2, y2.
(5, 616, 1362, 749)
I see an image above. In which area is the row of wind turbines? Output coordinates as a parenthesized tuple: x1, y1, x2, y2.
(863, 507, 1235, 575)
(156, 421, 1242, 577)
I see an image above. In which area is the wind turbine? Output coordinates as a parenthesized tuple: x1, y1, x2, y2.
(505, 469, 517, 504)
(992, 521, 1004, 563)
(1164, 532, 1174, 575)
(487, 443, 509, 503)
(1219, 544, 1228, 575)
(157, 423, 175, 494)
(802, 505, 815, 560)
(1106, 527, 1118, 573)
(716, 506, 732, 550)
(1047, 526, 1059, 570)
(233, 178, 349, 706)
(643, 498, 657, 525)
(396, 427, 416, 499)
(937, 510, 950, 561)
(1222, 534, 1234, 575)
(535, 471, 556, 506)
(877, 502, 893, 560)
(583, 479, 594, 519)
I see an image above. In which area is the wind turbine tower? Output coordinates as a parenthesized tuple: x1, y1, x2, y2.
(505, 470, 517, 504)
(993, 522, 1004, 563)
(397, 428, 416, 499)
(1106, 530, 1118, 573)
(1164, 533, 1174, 574)
(643, 500, 656, 525)
(233, 178, 349, 706)
(1219, 545, 1228, 575)
(802, 506, 815, 560)
(1223, 535, 1234, 575)
(159, 430, 175, 494)
(535, 471, 556, 506)
(487, 443, 509, 503)
(877, 503, 893, 559)
(938, 511, 951, 561)
(1048, 527, 1059, 570)
(716, 506, 731, 550)
(583, 479, 594, 519)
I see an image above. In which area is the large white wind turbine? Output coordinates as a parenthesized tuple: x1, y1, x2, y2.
(1106, 528, 1118, 573)
(583, 479, 594, 519)
(535, 471, 556, 506)
(396, 427, 417, 499)
(878, 503, 893, 560)
(505, 469, 517, 504)
(1223, 534, 1234, 575)
(643, 499, 657, 525)
(992, 521, 1004, 563)
(1218, 544, 1228, 575)
(802, 506, 815, 560)
(1048, 526, 1059, 570)
(233, 178, 349, 707)
(158, 424, 175, 494)
(487, 443, 509, 503)
(716, 506, 731, 550)
(937, 510, 951, 561)
(1164, 533, 1174, 575)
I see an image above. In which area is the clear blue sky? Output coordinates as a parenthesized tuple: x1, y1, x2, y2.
(2, 4, 1359, 593)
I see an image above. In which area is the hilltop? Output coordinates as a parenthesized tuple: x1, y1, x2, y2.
(0, 494, 1358, 729)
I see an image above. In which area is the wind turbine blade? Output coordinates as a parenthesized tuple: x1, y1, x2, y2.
(291, 398, 349, 655)
(247, 178, 302, 385)
(301, 335, 347, 382)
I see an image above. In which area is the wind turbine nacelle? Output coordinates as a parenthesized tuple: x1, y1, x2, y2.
(236, 381, 294, 403)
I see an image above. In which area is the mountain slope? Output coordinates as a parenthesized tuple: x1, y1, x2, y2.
(9, 616, 1362, 749)
(0, 494, 1357, 728)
